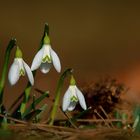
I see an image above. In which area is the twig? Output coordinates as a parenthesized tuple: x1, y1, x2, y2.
(63, 111, 78, 129)
(36, 125, 73, 135)
(94, 109, 110, 128)
(0, 113, 27, 124)
(54, 118, 133, 123)
(33, 123, 78, 132)
(77, 119, 126, 123)
(99, 105, 114, 128)
(9, 92, 24, 113)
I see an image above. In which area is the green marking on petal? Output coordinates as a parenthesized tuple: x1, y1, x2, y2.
(20, 69, 25, 76)
(71, 96, 78, 102)
(42, 55, 52, 63)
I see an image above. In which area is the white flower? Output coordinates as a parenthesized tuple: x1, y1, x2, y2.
(62, 85, 87, 112)
(8, 47, 34, 86)
(31, 34, 61, 73)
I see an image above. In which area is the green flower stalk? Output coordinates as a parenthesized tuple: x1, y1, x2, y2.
(19, 23, 50, 118)
(19, 85, 32, 117)
(0, 39, 16, 105)
(48, 68, 73, 125)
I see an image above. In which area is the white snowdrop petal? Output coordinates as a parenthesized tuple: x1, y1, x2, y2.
(40, 62, 52, 74)
(31, 46, 44, 71)
(76, 87, 87, 110)
(62, 87, 71, 112)
(50, 48, 61, 73)
(18, 58, 24, 71)
(8, 59, 20, 85)
(69, 85, 77, 97)
(67, 101, 77, 111)
(23, 60, 34, 85)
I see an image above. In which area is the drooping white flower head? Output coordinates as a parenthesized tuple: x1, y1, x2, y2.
(8, 47, 34, 86)
(31, 33, 61, 73)
(62, 75, 87, 112)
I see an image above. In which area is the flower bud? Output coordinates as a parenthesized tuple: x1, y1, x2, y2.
(15, 46, 23, 58)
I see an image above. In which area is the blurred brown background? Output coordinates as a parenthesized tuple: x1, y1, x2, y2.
(0, 1, 140, 107)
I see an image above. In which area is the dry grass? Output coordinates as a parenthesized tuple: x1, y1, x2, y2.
(0, 123, 138, 140)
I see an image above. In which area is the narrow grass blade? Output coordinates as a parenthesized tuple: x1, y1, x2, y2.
(1, 116, 8, 130)
(24, 109, 42, 121)
(133, 115, 140, 132)
(114, 110, 122, 128)
(25, 104, 48, 122)
(133, 105, 140, 134)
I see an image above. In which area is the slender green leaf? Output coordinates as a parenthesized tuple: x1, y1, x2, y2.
(24, 109, 42, 121)
(36, 104, 48, 121)
(23, 91, 49, 118)
(0, 39, 16, 106)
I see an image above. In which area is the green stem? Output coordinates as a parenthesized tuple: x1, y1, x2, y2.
(19, 23, 49, 117)
(19, 83, 32, 117)
(48, 68, 73, 125)
(32, 94, 37, 123)
(0, 39, 16, 105)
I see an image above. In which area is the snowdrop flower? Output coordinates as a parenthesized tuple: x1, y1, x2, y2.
(62, 76, 87, 112)
(31, 33, 61, 73)
(8, 47, 34, 86)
